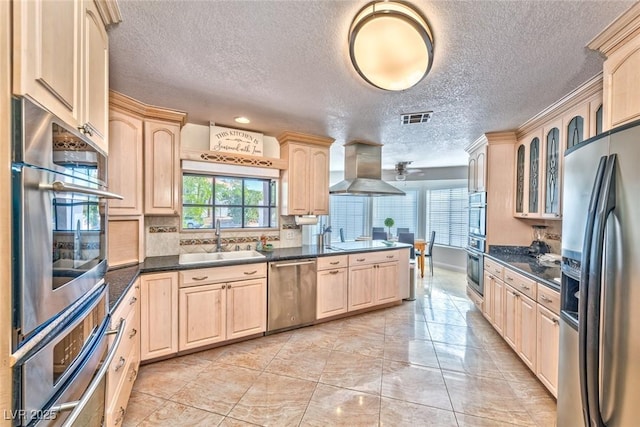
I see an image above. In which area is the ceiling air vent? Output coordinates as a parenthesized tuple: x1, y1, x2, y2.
(400, 111, 433, 125)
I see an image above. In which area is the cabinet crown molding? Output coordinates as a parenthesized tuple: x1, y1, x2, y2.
(588, 2, 640, 56)
(466, 131, 516, 153)
(110, 90, 187, 127)
(277, 131, 335, 147)
(95, 0, 122, 27)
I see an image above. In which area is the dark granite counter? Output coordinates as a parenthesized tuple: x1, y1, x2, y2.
(105, 242, 412, 312)
(488, 246, 561, 292)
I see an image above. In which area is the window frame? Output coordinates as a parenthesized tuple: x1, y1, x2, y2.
(181, 173, 278, 230)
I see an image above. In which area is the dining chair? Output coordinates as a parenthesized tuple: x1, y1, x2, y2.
(372, 231, 387, 240)
(339, 228, 345, 242)
(422, 231, 435, 276)
(397, 232, 415, 258)
(396, 227, 410, 237)
(372, 227, 385, 233)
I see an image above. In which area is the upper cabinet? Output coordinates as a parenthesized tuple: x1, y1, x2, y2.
(467, 144, 486, 193)
(278, 131, 334, 216)
(514, 129, 542, 218)
(588, 3, 640, 130)
(541, 119, 562, 219)
(12, 0, 120, 154)
(144, 119, 181, 215)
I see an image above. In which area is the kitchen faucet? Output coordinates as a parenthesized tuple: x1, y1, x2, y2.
(215, 218, 222, 252)
(74, 219, 82, 260)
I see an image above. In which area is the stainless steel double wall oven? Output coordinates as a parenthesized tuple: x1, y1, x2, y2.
(11, 97, 123, 426)
(466, 192, 486, 296)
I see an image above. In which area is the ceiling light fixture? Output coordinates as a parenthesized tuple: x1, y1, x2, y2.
(348, 1, 434, 91)
(234, 116, 251, 124)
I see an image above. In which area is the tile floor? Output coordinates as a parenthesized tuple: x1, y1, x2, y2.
(123, 268, 557, 426)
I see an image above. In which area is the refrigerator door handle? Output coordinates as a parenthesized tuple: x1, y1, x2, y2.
(578, 155, 608, 425)
(586, 154, 617, 427)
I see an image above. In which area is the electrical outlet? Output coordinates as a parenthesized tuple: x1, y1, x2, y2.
(286, 230, 295, 240)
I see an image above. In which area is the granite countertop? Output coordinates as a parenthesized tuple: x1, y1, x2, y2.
(105, 242, 412, 312)
(487, 246, 561, 292)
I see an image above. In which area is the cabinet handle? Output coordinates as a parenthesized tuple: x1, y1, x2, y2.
(227, 284, 232, 289)
(129, 328, 137, 339)
(129, 296, 137, 305)
(192, 276, 209, 281)
(540, 294, 552, 303)
(386, 255, 394, 259)
(522, 213, 528, 217)
(512, 291, 519, 297)
(114, 356, 126, 372)
(552, 318, 559, 325)
(114, 407, 125, 425)
(494, 269, 501, 275)
(329, 270, 339, 275)
(244, 270, 257, 275)
(505, 276, 513, 281)
(520, 284, 530, 291)
(356, 258, 365, 262)
(129, 368, 138, 382)
(330, 261, 340, 265)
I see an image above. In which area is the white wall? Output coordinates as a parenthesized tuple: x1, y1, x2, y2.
(432, 245, 466, 272)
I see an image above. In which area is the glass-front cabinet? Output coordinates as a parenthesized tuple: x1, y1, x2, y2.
(542, 120, 562, 219)
(514, 129, 542, 218)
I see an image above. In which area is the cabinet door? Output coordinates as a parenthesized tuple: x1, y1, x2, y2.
(482, 271, 493, 321)
(108, 110, 143, 215)
(541, 120, 562, 219)
(514, 142, 528, 217)
(13, 0, 80, 127)
(375, 262, 399, 304)
(317, 268, 348, 319)
(563, 103, 589, 151)
(476, 149, 486, 192)
(144, 119, 181, 215)
(537, 305, 559, 397)
(348, 265, 376, 311)
(140, 272, 178, 360)
(468, 157, 477, 193)
(179, 283, 226, 351)
(309, 146, 329, 215)
(503, 285, 518, 349)
(226, 278, 266, 340)
(286, 144, 310, 215)
(491, 277, 504, 335)
(81, 0, 108, 153)
(518, 294, 537, 371)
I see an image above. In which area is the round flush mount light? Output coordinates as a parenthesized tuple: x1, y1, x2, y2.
(234, 116, 251, 124)
(349, 1, 434, 91)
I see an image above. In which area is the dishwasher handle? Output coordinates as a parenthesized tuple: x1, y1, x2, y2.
(271, 260, 316, 268)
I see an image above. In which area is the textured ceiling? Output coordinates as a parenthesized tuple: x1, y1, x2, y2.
(109, 0, 634, 172)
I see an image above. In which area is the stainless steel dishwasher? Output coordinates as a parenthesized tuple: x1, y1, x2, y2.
(267, 258, 317, 333)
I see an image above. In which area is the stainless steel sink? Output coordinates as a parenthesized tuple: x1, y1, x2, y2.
(178, 250, 266, 265)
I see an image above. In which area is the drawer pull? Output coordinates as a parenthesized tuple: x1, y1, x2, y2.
(330, 261, 340, 265)
(227, 284, 232, 289)
(244, 270, 257, 275)
(540, 294, 552, 303)
(129, 328, 137, 339)
(520, 284, 530, 290)
(114, 407, 125, 425)
(129, 368, 138, 382)
(494, 269, 501, 274)
(129, 296, 137, 305)
(505, 276, 513, 281)
(114, 356, 126, 372)
(192, 276, 209, 281)
(386, 255, 394, 259)
(356, 258, 366, 262)
(552, 318, 559, 325)
(512, 291, 519, 297)
(329, 270, 340, 275)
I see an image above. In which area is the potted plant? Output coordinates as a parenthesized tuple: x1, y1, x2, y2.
(384, 217, 394, 239)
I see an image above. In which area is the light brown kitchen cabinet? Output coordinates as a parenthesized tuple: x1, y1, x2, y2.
(348, 264, 376, 311)
(541, 119, 563, 219)
(278, 131, 334, 216)
(514, 129, 542, 218)
(375, 262, 399, 304)
(106, 279, 140, 427)
(317, 255, 349, 319)
(144, 119, 181, 215)
(13, 0, 116, 154)
(140, 272, 178, 361)
(537, 304, 559, 397)
(467, 144, 486, 193)
(177, 264, 267, 352)
(108, 109, 143, 216)
(504, 283, 537, 371)
(482, 270, 504, 336)
(348, 251, 401, 311)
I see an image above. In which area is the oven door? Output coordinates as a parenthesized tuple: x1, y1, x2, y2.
(466, 249, 484, 296)
(468, 205, 486, 238)
(13, 164, 121, 343)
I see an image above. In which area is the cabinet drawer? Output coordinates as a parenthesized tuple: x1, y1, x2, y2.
(317, 255, 349, 270)
(106, 346, 140, 427)
(107, 306, 139, 401)
(484, 258, 504, 279)
(180, 263, 267, 287)
(503, 269, 536, 300)
(466, 285, 483, 312)
(111, 282, 139, 328)
(349, 250, 399, 266)
(537, 284, 561, 315)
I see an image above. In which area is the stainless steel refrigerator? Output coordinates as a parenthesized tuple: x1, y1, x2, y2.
(558, 119, 640, 427)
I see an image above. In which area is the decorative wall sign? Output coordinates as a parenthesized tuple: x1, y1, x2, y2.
(210, 123, 264, 156)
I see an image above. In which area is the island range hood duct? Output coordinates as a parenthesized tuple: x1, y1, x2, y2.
(329, 141, 405, 196)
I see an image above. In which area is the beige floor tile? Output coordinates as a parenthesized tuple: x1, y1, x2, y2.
(319, 350, 383, 395)
(456, 412, 524, 426)
(434, 342, 504, 379)
(427, 322, 484, 348)
(214, 337, 286, 370)
(137, 401, 224, 427)
(384, 318, 431, 339)
(380, 398, 458, 427)
(381, 360, 452, 411)
(228, 372, 316, 426)
(444, 371, 536, 425)
(265, 344, 331, 381)
(423, 307, 468, 326)
(382, 336, 440, 368)
(333, 331, 386, 357)
(286, 323, 343, 350)
(170, 363, 261, 415)
(132, 365, 191, 400)
(218, 417, 262, 426)
(300, 383, 380, 427)
(122, 391, 167, 426)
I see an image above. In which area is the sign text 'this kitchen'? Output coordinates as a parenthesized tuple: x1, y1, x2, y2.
(209, 123, 264, 156)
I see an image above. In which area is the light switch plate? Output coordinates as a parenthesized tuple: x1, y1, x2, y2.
(286, 230, 294, 239)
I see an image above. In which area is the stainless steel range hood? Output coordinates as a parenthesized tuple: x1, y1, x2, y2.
(329, 141, 405, 196)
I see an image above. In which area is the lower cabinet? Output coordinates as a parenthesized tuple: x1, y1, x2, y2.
(105, 279, 141, 427)
(375, 262, 399, 304)
(225, 278, 267, 340)
(483, 271, 505, 335)
(503, 284, 537, 371)
(537, 304, 560, 397)
(348, 264, 377, 311)
(317, 267, 348, 319)
(140, 272, 179, 361)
